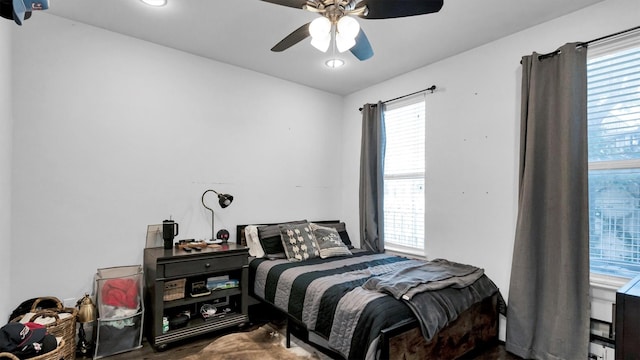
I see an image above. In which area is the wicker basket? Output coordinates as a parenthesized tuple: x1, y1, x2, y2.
(0, 339, 65, 360)
(12, 297, 77, 360)
(163, 278, 186, 301)
(30, 297, 65, 312)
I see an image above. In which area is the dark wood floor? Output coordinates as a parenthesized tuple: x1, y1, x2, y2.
(98, 324, 522, 360)
(97, 303, 521, 360)
(465, 344, 522, 360)
(98, 336, 520, 360)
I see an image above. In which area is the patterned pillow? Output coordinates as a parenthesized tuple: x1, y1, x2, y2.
(279, 223, 320, 262)
(314, 222, 354, 249)
(310, 223, 352, 258)
(258, 220, 307, 257)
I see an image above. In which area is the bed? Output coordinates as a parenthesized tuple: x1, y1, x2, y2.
(236, 221, 502, 360)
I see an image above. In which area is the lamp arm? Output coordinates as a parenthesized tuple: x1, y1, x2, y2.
(201, 189, 219, 241)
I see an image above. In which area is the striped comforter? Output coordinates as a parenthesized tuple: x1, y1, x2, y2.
(250, 251, 498, 359)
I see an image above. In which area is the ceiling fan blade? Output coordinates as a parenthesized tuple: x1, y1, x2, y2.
(261, 0, 308, 10)
(356, 0, 444, 19)
(350, 29, 374, 61)
(271, 23, 311, 52)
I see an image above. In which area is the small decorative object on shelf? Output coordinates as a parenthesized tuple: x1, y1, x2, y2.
(75, 294, 96, 357)
(216, 229, 230, 242)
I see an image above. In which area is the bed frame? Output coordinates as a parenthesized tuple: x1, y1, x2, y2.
(236, 222, 499, 359)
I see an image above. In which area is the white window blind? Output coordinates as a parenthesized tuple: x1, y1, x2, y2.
(588, 33, 640, 278)
(383, 96, 425, 253)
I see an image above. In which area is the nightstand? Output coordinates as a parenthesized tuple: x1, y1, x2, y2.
(143, 243, 249, 349)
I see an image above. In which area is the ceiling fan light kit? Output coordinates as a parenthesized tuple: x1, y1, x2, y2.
(263, 0, 444, 61)
(309, 15, 359, 53)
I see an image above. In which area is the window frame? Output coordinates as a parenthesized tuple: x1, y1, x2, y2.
(587, 31, 640, 282)
(382, 94, 426, 257)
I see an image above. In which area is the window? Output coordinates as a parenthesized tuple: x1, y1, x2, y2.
(383, 96, 425, 255)
(588, 33, 640, 279)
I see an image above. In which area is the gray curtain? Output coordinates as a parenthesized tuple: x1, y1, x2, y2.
(506, 43, 590, 359)
(359, 102, 385, 252)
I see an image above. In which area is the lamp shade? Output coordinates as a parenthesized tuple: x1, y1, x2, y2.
(77, 294, 96, 323)
(336, 16, 359, 52)
(337, 16, 360, 39)
(311, 34, 331, 52)
(309, 16, 331, 52)
(309, 16, 331, 39)
(336, 33, 356, 52)
(218, 193, 233, 208)
(202, 189, 234, 211)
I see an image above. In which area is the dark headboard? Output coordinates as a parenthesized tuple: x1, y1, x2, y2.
(236, 220, 340, 246)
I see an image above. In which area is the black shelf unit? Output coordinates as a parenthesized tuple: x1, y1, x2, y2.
(143, 244, 249, 350)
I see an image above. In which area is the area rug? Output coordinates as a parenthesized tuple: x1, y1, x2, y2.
(182, 324, 321, 360)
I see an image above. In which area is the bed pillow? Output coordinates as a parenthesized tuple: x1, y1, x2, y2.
(315, 222, 354, 249)
(258, 220, 307, 258)
(310, 223, 352, 258)
(244, 225, 265, 258)
(279, 223, 320, 262)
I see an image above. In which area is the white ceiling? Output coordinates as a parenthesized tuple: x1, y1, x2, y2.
(42, 0, 604, 95)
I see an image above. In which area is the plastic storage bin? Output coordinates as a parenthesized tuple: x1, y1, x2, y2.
(93, 265, 144, 359)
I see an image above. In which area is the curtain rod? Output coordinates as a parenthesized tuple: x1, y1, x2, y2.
(582, 24, 640, 47)
(536, 25, 640, 61)
(359, 85, 436, 111)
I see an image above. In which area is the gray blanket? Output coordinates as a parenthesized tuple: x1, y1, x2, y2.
(361, 258, 484, 300)
(407, 274, 499, 340)
(361, 258, 498, 342)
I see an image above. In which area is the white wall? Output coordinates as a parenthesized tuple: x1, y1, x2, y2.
(0, 20, 13, 318)
(7, 0, 638, 323)
(10, 14, 343, 305)
(340, 0, 640, 313)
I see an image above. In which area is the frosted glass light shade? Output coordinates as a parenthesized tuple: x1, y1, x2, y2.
(309, 17, 331, 39)
(311, 34, 331, 52)
(336, 33, 356, 52)
(309, 17, 332, 52)
(335, 16, 359, 52)
(337, 16, 360, 39)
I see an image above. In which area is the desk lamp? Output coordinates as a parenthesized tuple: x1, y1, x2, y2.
(201, 189, 234, 242)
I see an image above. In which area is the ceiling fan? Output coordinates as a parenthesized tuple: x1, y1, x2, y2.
(262, 0, 444, 61)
